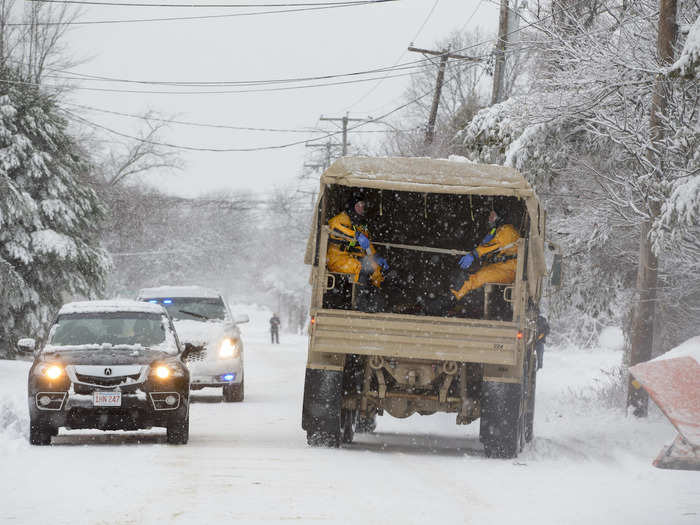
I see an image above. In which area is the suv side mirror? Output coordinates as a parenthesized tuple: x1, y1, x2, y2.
(17, 338, 36, 353)
(234, 314, 249, 325)
(550, 253, 563, 288)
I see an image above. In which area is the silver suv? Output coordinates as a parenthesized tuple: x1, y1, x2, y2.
(137, 286, 248, 402)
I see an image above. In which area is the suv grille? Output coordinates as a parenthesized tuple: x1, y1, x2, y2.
(75, 372, 141, 387)
(185, 346, 207, 363)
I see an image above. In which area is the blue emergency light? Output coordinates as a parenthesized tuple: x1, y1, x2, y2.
(222, 374, 235, 381)
(163, 299, 173, 304)
(148, 299, 159, 304)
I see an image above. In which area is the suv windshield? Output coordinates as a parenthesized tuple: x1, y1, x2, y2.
(49, 312, 166, 347)
(144, 297, 226, 321)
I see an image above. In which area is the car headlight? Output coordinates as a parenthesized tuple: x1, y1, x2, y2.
(150, 360, 186, 379)
(34, 364, 64, 379)
(219, 338, 241, 359)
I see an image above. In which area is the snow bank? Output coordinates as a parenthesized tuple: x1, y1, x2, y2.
(0, 362, 30, 455)
(0, 398, 26, 444)
(598, 326, 624, 351)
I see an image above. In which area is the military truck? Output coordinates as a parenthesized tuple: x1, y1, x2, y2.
(301, 157, 559, 458)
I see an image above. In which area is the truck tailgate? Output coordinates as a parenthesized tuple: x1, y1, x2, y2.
(311, 309, 519, 366)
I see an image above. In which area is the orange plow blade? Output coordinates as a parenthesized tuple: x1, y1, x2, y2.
(629, 356, 700, 470)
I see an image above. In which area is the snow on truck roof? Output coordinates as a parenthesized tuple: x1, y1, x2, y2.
(320, 156, 538, 199)
(59, 300, 166, 316)
(137, 286, 222, 299)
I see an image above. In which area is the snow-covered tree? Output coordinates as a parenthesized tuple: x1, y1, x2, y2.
(0, 67, 109, 349)
(457, 0, 699, 353)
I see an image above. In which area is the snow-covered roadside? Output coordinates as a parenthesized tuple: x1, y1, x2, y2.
(0, 310, 697, 525)
(0, 361, 30, 456)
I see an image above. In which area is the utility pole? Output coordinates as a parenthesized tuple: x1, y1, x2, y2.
(320, 114, 373, 155)
(627, 0, 677, 417)
(491, 0, 510, 105)
(408, 46, 482, 145)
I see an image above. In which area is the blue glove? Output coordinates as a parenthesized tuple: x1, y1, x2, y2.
(355, 232, 370, 251)
(374, 256, 389, 271)
(459, 252, 475, 269)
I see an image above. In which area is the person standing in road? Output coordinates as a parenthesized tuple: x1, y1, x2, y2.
(270, 313, 280, 344)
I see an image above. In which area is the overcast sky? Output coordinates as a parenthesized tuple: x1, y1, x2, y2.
(60, 0, 500, 197)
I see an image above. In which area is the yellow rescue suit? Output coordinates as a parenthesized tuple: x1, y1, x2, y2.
(451, 223, 519, 300)
(327, 211, 383, 288)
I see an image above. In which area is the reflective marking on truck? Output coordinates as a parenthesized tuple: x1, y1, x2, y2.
(493, 343, 505, 350)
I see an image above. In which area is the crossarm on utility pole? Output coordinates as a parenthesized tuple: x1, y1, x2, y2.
(407, 47, 484, 145)
(320, 115, 373, 156)
(407, 47, 482, 62)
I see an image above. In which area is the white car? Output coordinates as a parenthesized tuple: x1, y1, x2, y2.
(137, 286, 248, 402)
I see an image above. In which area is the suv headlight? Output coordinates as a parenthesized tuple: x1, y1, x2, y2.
(150, 360, 186, 379)
(34, 364, 64, 379)
(219, 338, 241, 359)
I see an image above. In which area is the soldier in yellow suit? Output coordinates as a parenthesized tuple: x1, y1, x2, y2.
(450, 208, 519, 300)
(327, 197, 388, 289)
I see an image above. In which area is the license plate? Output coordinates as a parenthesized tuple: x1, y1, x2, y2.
(93, 391, 121, 407)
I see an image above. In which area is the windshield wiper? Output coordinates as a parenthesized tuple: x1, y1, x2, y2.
(178, 309, 209, 320)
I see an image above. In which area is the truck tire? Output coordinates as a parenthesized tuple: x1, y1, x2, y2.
(480, 381, 523, 459)
(29, 419, 55, 446)
(223, 380, 244, 402)
(341, 409, 356, 444)
(355, 412, 377, 434)
(302, 368, 342, 448)
(167, 416, 189, 445)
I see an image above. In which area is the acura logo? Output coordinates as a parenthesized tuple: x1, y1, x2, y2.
(104, 368, 112, 376)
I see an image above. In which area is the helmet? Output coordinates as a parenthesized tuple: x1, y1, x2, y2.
(347, 190, 370, 216)
(489, 206, 507, 225)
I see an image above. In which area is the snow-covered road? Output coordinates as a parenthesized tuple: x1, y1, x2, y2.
(1, 306, 697, 525)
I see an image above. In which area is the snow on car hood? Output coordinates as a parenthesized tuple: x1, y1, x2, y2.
(173, 319, 237, 347)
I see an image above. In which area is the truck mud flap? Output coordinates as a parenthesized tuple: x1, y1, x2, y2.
(301, 368, 342, 432)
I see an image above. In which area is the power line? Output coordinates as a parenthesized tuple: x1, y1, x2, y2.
(38, 59, 432, 87)
(344, 0, 440, 111)
(26, 0, 395, 8)
(64, 103, 320, 132)
(59, 33, 500, 155)
(59, 79, 435, 152)
(0, 68, 420, 95)
(7, 1, 392, 26)
(458, 0, 484, 33)
(64, 101, 411, 133)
